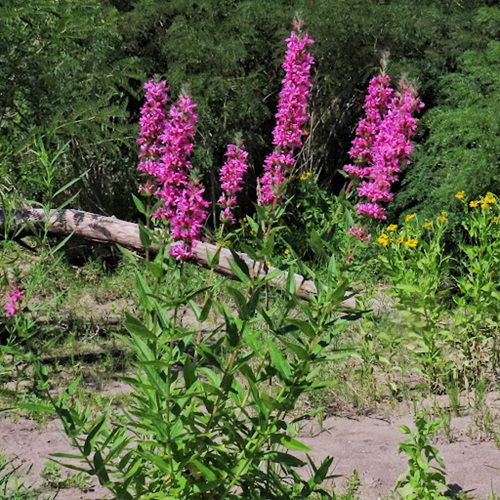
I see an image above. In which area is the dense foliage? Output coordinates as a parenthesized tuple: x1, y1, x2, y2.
(1, 0, 498, 224)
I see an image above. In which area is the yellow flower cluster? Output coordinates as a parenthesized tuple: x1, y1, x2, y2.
(423, 221, 433, 229)
(405, 213, 416, 222)
(377, 233, 390, 246)
(387, 224, 398, 231)
(377, 231, 418, 249)
(299, 171, 313, 181)
(455, 191, 465, 200)
(284, 248, 290, 255)
(437, 211, 448, 223)
(404, 239, 418, 248)
(469, 193, 496, 209)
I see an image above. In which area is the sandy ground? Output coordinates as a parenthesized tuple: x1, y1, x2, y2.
(300, 413, 499, 498)
(1, 409, 498, 499)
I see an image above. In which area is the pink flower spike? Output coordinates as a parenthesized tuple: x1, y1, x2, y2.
(136, 85, 210, 261)
(137, 80, 169, 160)
(168, 181, 210, 260)
(343, 74, 423, 220)
(347, 224, 372, 242)
(3, 285, 25, 317)
(258, 151, 294, 206)
(272, 29, 315, 149)
(218, 142, 249, 223)
(258, 23, 315, 206)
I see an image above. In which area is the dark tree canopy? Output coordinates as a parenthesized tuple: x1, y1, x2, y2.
(1, 0, 498, 221)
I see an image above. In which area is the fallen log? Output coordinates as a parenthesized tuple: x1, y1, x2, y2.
(0, 207, 318, 299)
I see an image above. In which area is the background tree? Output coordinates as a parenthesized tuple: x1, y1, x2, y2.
(1, 0, 498, 226)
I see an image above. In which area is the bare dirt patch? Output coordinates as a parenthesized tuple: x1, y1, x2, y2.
(300, 413, 499, 498)
(1, 408, 498, 499)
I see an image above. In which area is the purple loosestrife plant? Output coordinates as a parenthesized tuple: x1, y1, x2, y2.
(344, 75, 423, 220)
(2, 285, 25, 317)
(169, 181, 210, 260)
(347, 224, 372, 242)
(218, 142, 250, 224)
(137, 84, 210, 260)
(344, 75, 393, 181)
(258, 22, 314, 206)
(155, 95, 199, 221)
(137, 80, 169, 184)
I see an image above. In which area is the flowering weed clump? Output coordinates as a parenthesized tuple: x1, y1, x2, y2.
(359, 192, 499, 390)
(137, 83, 210, 260)
(30, 22, 359, 499)
(344, 68, 423, 220)
(258, 21, 314, 207)
(218, 142, 250, 224)
(453, 192, 499, 379)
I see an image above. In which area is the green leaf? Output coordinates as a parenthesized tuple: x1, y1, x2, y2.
(124, 313, 156, 341)
(266, 338, 292, 380)
(245, 215, 259, 233)
(132, 194, 145, 214)
(184, 356, 196, 389)
(138, 222, 152, 248)
(327, 254, 338, 281)
(228, 251, 250, 284)
(226, 285, 248, 318)
(265, 451, 306, 467)
(49, 231, 74, 256)
(206, 245, 222, 267)
(18, 402, 54, 414)
(49, 460, 91, 474)
(281, 339, 309, 360)
(93, 450, 110, 485)
(50, 452, 86, 459)
(286, 319, 316, 338)
(83, 417, 107, 457)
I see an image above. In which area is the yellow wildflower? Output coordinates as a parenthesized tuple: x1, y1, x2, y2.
(387, 224, 398, 231)
(377, 233, 390, 247)
(404, 239, 418, 248)
(397, 236, 404, 244)
(483, 193, 496, 204)
(437, 211, 448, 223)
(284, 248, 290, 255)
(469, 200, 480, 208)
(455, 191, 465, 200)
(423, 221, 433, 229)
(299, 171, 313, 181)
(480, 201, 490, 210)
(405, 213, 416, 222)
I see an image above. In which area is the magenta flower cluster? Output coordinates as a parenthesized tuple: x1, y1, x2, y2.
(2, 285, 25, 317)
(347, 224, 371, 242)
(137, 80, 209, 260)
(258, 24, 314, 206)
(218, 143, 249, 223)
(137, 80, 169, 182)
(344, 75, 423, 220)
(155, 95, 199, 220)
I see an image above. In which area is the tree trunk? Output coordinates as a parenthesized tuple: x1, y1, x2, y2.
(1, 207, 319, 299)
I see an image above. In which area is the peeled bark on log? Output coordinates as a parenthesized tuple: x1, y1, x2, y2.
(1, 207, 318, 299)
